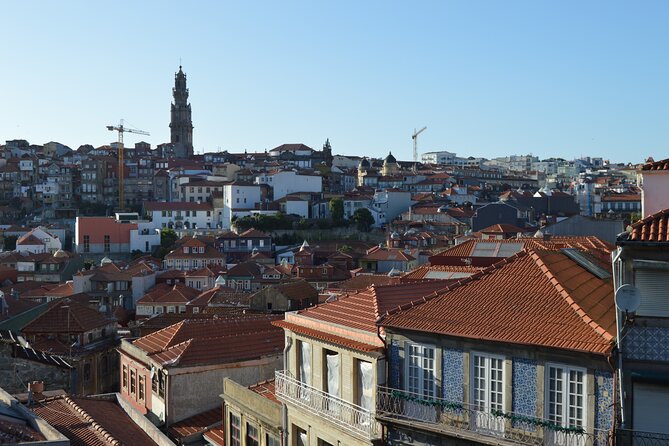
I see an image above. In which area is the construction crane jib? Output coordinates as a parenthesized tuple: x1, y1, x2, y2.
(106, 119, 150, 211)
(412, 126, 427, 162)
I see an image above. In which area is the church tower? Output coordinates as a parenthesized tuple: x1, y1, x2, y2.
(170, 66, 193, 158)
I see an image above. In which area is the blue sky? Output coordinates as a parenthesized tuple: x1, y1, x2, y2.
(2, 1, 667, 163)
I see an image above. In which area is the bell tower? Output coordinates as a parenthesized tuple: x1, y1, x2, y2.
(170, 65, 193, 158)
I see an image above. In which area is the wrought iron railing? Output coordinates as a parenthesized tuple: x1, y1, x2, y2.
(275, 370, 381, 440)
(376, 386, 612, 446)
(617, 429, 669, 446)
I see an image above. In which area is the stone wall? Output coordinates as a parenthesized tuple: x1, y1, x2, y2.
(0, 343, 70, 394)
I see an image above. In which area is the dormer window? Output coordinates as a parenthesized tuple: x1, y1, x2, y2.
(183, 247, 189, 254)
(199, 246, 204, 253)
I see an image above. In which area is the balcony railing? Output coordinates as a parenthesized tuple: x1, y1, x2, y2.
(617, 429, 669, 446)
(376, 386, 612, 446)
(275, 370, 381, 441)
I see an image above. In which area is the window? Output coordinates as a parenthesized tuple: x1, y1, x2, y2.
(130, 369, 136, 395)
(266, 434, 280, 446)
(138, 376, 145, 401)
(167, 306, 176, 313)
(357, 359, 374, 411)
(229, 413, 241, 446)
(407, 343, 435, 398)
(471, 352, 505, 434)
(324, 350, 340, 398)
(546, 364, 586, 430)
(84, 363, 91, 382)
(104, 235, 110, 253)
(158, 372, 165, 398)
(246, 423, 259, 446)
(299, 341, 312, 386)
(122, 365, 128, 389)
(152, 372, 158, 392)
(83, 235, 90, 253)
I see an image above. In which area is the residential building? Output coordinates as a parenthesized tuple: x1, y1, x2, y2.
(377, 249, 616, 446)
(162, 236, 226, 271)
(613, 209, 669, 442)
(118, 315, 283, 425)
(75, 215, 159, 255)
(249, 279, 318, 312)
(274, 281, 450, 446)
(144, 201, 215, 230)
(135, 283, 200, 318)
(255, 169, 322, 200)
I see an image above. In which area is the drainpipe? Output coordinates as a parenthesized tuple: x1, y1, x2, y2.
(611, 247, 625, 428)
(376, 320, 387, 444)
(282, 335, 292, 446)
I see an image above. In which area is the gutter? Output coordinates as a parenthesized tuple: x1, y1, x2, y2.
(376, 320, 387, 444)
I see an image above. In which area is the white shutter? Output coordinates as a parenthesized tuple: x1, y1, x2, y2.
(634, 269, 669, 317)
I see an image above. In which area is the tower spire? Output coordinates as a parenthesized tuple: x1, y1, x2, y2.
(170, 64, 193, 158)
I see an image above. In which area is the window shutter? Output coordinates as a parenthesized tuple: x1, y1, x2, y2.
(634, 269, 669, 317)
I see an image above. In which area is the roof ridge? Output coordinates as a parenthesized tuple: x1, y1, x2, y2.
(528, 250, 614, 343)
(379, 251, 528, 321)
(64, 396, 121, 445)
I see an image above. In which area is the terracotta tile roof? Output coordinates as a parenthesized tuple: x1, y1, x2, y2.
(362, 246, 415, 262)
(267, 280, 318, 301)
(249, 379, 280, 404)
(187, 265, 225, 278)
(432, 236, 613, 260)
(75, 217, 137, 244)
(273, 320, 383, 352)
(628, 208, 669, 242)
(148, 328, 284, 367)
(295, 281, 451, 334)
(137, 283, 200, 305)
(641, 157, 669, 171)
(31, 395, 158, 446)
(168, 407, 221, 441)
(203, 426, 225, 446)
(165, 245, 224, 260)
(601, 193, 641, 202)
(479, 223, 527, 234)
(401, 264, 483, 281)
(133, 315, 282, 354)
(381, 250, 615, 355)
(22, 299, 112, 334)
(187, 285, 236, 307)
(329, 274, 399, 291)
(0, 418, 46, 442)
(226, 261, 262, 277)
(239, 228, 270, 238)
(16, 233, 45, 246)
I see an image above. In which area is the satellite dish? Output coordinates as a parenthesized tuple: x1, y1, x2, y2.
(615, 284, 641, 313)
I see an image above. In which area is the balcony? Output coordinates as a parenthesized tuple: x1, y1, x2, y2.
(617, 429, 669, 446)
(376, 386, 612, 446)
(275, 370, 381, 441)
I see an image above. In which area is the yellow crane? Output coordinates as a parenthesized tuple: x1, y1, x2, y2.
(106, 119, 149, 210)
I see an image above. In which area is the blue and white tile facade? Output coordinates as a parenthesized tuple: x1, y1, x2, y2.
(441, 348, 464, 402)
(594, 370, 614, 438)
(389, 340, 401, 388)
(624, 326, 669, 361)
(512, 358, 537, 414)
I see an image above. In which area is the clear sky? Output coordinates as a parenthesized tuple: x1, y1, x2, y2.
(2, 1, 668, 163)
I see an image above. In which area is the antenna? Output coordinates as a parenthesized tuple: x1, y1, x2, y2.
(615, 284, 641, 314)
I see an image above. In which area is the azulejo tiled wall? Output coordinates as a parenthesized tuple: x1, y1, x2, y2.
(624, 326, 669, 361)
(390, 340, 401, 388)
(594, 370, 614, 446)
(442, 348, 464, 402)
(512, 357, 537, 430)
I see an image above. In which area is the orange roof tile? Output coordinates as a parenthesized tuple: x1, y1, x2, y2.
(22, 299, 112, 334)
(137, 283, 200, 305)
(249, 379, 280, 404)
(381, 250, 615, 355)
(641, 157, 669, 171)
(32, 395, 158, 446)
(627, 208, 669, 242)
(168, 407, 221, 441)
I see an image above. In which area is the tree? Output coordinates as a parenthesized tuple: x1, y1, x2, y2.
(160, 228, 178, 249)
(328, 198, 344, 225)
(3, 235, 17, 251)
(352, 208, 375, 232)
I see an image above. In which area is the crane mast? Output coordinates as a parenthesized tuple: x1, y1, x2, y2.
(106, 119, 150, 211)
(412, 126, 427, 162)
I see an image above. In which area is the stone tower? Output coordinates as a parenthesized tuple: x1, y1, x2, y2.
(170, 66, 193, 158)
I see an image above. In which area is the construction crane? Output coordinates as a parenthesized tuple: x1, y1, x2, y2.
(412, 126, 427, 162)
(106, 119, 150, 211)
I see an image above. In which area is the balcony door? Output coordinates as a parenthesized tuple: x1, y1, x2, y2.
(471, 353, 505, 436)
(405, 343, 437, 422)
(545, 364, 586, 446)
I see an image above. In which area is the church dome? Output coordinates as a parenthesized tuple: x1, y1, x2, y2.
(384, 152, 397, 164)
(359, 158, 370, 169)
